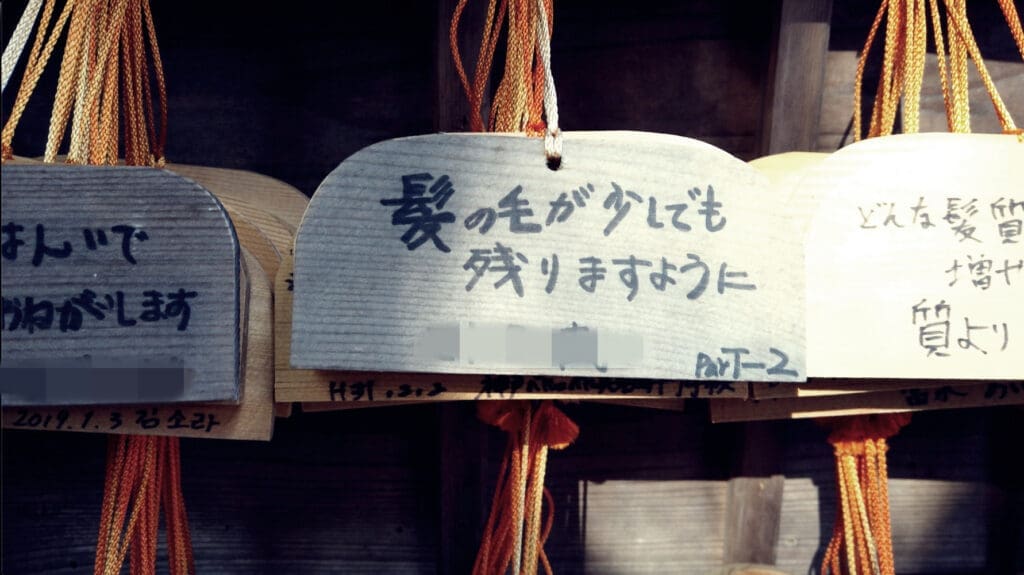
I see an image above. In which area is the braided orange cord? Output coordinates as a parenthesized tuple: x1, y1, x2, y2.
(44, 0, 89, 162)
(946, 0, 971, 132)
(130, 435, 162, 575)
(450, 0, 508, 132)
(865, 439, 895, 575)
(822, 515, 844, 574)
(853, 0, 888, 142)
(95, 435, 126, 575)
(164, 438, 195, 575)
(473, 440, 512, 574)
(97, 30, 121, 165)
(538, 488, 556, 575)
(140, 0, 167, 164)
(1, 0, 74, 159)
(472, 401, 577, 575)
(67, 0, 98, 162)
(525, 0, 552, 136)
(873, 439, 896, 575)
(900, 0, 928, 133)
(522, 442, 548, 575)
(998, 0, 1024, 61)
(927, 0, 954, 131)
(870, 0, 906, 138)
(943, 0, 1019, 134)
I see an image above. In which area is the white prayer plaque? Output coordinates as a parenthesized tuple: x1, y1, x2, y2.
(1, 166, 241, 405)
(292, 132, 805, 382)
(804, 133, 1024, 379)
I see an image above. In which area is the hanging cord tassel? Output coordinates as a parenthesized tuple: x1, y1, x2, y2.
(1, 0, 75, 160)
(852, 0, 1022, 141)
(450, 0, 562, 164)
(474, 401, 578, 575)
(1, 0, 45, 93)
(532, 0, 561, 167)
(3, 0, 168, 164)
(819, 414, 910, 575)
(4, 0, 192, 571)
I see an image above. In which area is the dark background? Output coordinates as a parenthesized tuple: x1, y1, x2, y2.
(3, 1, 1024, 573)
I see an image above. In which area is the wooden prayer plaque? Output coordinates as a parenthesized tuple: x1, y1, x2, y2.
(1, 248, 274, 440)
(1, 165, 241, 405)
(292, 132, 806, 383)
(803, 133, 1023, 379)
(277, 254, 748, 405)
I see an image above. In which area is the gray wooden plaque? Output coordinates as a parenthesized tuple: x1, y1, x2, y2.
(292, 132, 806, 382)
(1, 165, 240, 405)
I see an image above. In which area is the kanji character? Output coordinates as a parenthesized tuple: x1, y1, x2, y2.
(902, 388, 930, 406)
(946, 259, 962, 287)
(381, 173, 457, 252)
(497, 186, 542, 233)
(944, 197, 981, 243)
(997, 219, 1022, 244)
(912, 299, 952, 356)
(602, 182, 643, 236)
(990, 197, 1024, 219)
(966, 255, 993, 290)
(463, 242, 529, 297)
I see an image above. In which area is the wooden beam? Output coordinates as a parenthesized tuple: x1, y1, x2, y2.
(723, 475, 786, 566)
(726, 0, 832, 561)
(762, 0, 834, 154)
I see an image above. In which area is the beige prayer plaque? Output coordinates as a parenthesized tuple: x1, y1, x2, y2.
(292, 132, 805, 383)
(804, 133, 1023, 379)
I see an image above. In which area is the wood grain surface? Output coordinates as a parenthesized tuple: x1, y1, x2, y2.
(803, 133, 1024, 380)
(710, 381, 1024, 422)
(276, 255, 747, 404)
(1, 248, 275, 440)
(1, 165, 241, 405)
(293, 132, 806, 383)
